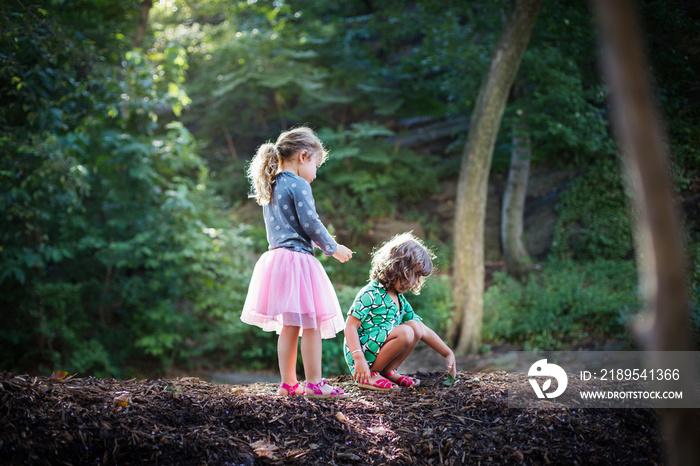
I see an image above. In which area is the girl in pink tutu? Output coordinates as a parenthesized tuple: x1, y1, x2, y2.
(241, 126, 353, 398)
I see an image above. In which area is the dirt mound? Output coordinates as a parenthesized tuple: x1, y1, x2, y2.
(1, 371, 663, 465)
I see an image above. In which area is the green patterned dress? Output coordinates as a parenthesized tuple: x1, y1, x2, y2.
(343, 280, 423, 374)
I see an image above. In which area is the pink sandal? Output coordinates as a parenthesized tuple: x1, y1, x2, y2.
(279, 382, 302, 395)
(305, 378, 350, 399)
(385, 370, 420, 388)
(357, 372, 400, 392)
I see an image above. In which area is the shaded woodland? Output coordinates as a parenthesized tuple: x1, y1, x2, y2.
(3, 0, 700, 464)
(3, 0, 699, 379)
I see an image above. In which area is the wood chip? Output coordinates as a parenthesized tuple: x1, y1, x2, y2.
(0, 370, 664, 464)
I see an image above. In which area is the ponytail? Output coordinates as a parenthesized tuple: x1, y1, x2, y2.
(247, 142, 279, 205)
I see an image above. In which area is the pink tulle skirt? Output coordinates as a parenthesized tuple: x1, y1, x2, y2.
(241, 248, 344, 339)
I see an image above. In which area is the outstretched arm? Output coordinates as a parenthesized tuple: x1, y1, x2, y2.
(420, 322, 457, 377)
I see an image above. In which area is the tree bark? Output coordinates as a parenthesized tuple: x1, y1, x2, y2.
(132, 0, 153, 49)
(592, 1, 700, 464)
(501, 120, 534, 279)
(450, 0, 542, 354)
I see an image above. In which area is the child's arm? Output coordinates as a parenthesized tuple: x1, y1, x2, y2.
(345, 316, 371, 385)
(292, 180, 344, 258)
(419, 322, 457, 377)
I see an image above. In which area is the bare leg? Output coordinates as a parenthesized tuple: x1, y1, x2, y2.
(278, 325, 303, 395)
(300, 327, 341, 395)
(370, 321, 423, 376)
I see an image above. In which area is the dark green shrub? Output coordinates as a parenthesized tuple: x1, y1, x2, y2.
(687, 239, 700, 348)
(0, 3, 252, 377)
(409, 274, 454, 339)
(552, 157, 634, 261)
(484, 259, 640, 349)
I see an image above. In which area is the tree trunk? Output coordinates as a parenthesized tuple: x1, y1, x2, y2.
(132, 0, 153, 49)
(450, 0, 542, 354)
(501, 120, 533, 279)
(592, 1, 700, 464)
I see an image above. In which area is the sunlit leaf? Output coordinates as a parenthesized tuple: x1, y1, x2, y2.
(50, 370, 76, 382)
(168, 82, 179, 98)
(50, 370, 68, 382)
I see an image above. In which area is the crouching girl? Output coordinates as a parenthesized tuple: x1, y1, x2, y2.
(344, 233, 457, 391)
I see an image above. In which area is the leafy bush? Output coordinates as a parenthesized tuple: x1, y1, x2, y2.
(552, 157, 634, 261)
(0, 3, 252, 377)
(408, 274, 454, 339)
(314, 123, 440, 234)
(483, 259, 640, 350)
(0, 281, 117, 378)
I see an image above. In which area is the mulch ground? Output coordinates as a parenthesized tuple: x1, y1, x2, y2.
(1, 370, 665, 465)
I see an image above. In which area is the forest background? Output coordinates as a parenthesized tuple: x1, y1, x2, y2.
(2, 0, 699, 379)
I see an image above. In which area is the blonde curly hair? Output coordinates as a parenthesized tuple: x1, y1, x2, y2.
(247, 126, 328, 205)
(370, 232, 435, 294)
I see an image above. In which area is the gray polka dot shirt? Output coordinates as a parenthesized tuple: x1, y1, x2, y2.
(263, 171, 338, 256)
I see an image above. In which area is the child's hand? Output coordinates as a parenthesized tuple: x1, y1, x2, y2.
(333, 245, 353, 263)
(446, 351, 457, 378)
(353, 358, 371, 385)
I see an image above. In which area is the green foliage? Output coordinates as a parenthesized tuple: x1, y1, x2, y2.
(315, 123, 440, 229)
(552, 157, 634, 261)
(409, 274, 454, 338)
(484, 259, 640, 350)
(4, 0, 698, 378)
(0, 2, 252, 377)
(687, 239, 700, 346)
(17, 282, 117, 377)
(506, 46, 613, 165)
(488, 1, 614, 172)
(383, 1, 500, 119)
(640, 0, 700, 192)
(182, 15, 334, 137)
(159, 0, 502, 199)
